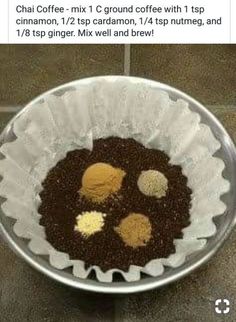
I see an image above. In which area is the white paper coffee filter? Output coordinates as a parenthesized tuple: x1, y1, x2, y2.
(0, 77, 230, 282)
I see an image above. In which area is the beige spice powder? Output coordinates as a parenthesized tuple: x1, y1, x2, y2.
(137, 170, 168, 198)
(115, 213, 152, 248)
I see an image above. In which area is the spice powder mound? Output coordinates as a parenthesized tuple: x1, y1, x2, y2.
(115, 213, 152, 248)
(80, 162, 125, 203)
(39, 137, 192, 272)
(74, 211, 106, 237)
(137, 169, 168, 198)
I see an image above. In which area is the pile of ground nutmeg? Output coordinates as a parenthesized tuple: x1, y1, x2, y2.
(39, 137, 192, 272)
(114, 213, 152, 248)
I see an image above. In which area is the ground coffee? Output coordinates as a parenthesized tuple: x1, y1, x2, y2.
(39, 137, 192, 272)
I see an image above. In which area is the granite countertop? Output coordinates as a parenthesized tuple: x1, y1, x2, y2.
(0, 105, 236, 322)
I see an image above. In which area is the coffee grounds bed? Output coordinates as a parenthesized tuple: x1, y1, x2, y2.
(39, 137, 192, 272)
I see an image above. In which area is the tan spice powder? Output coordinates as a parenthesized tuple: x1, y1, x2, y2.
(80, 162, 126, 203)
(115, 213, 152, 248)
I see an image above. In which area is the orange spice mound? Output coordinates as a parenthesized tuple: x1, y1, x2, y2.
(80, 162, 126, 203)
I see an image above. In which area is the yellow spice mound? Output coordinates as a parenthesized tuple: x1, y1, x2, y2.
(74, 211, 106, 237)
(115, 213, 152, 248)
(80, 162, 126, 203)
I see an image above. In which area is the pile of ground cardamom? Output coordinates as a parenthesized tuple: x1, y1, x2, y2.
(137, 170, 168, 198)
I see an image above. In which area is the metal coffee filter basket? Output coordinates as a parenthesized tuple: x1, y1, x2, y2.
(0, 76, 236, 294)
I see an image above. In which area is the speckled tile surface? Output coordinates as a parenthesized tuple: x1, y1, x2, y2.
(116, 233, 236, 322)
(0, 239, 115, 322)
(0, 106, 236, 322)
(131, 45, 236, 106)
(1, 45, 236, 107)
(0, 45, 124, 106)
